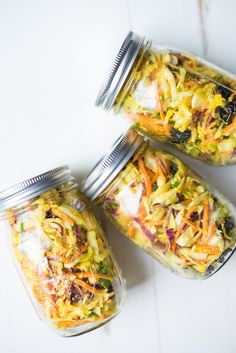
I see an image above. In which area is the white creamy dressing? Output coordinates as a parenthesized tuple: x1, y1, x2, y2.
(135, 81, 157, 110)
(19, 227, 50, 272)
(117, 183, 143, 215)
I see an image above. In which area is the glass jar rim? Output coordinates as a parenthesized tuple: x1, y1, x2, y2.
(80, 128, 145, 201)
(0, 165, 74, 212)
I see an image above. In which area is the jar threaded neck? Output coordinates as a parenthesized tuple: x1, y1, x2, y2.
(80, 129, 145, 201)
(0, 166, 74, 212)
(95, 31, 145, 111)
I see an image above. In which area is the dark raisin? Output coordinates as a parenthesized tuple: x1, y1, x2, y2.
(226, 102, 236, 114)
(224, 216, 235, 234)
(170, 128, 191, 144)
(177, 193, 185, 202)
(216, 102, 236, 124)
(217, 106, 233, 124)
(170, 162, 178, 175)
(189, 211, 199, 221)
(217, 85, 232, 100)
(45, 210, 55, 218)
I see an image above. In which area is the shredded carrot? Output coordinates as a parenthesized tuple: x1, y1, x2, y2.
(175, 222, 187, 239)
(185, 207, 197, 219)
(156, 84, 165, 120)
(172, 222, 187, 252)
(179, 252, 206, 267)
(181, 199, 192, 206)
(130, 114, 167, 134)
(75, 272, 113, 280)
(186, 219, 198, 230)
(164, 124, 170, 134)
(51, 208, 74, 225)
(56, 320, 79, 328)
(179, 254, 195, 266)
(157, 162, 166, 183)
(208, 224, 217, 237)
(104, 312, 112, 318)
(152, 170, 159, 183)
(74, 279, 103, 294)
(138, 159, 152, 196)
(195, 244, 220, 255)
(203, 137, 218, 145)
(200, 223, 217, 244)
(160, 156, 170, 174)
(128, 225, 136, 238)
(222, 118, 236, 133)
(138, 201, 147, 218)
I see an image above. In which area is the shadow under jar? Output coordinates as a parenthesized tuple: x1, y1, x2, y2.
(96, 31, 236, 165)
(0, 166, 125, 336)
(81, 129, 236, 279)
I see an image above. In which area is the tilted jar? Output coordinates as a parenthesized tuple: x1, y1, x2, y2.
(96, 31, 236, 165)
(81, 129, 236, 279)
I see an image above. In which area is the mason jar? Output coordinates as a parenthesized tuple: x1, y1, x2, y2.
(0, 166, 125, 336)
(81, 129, 236, 279)
(96, 31, 236, 165)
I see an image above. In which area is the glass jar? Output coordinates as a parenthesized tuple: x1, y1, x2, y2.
(96, 31, 236, 165)
(81, 129, 236, 279)
(0, 166, 125, 336)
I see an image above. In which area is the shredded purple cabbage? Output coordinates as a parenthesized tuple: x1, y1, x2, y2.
(133, 217, 154, 241)
(166, 228, 174, 238)
(74, 225, 83, 243)
(166, 228, 175, 245)
(111, 210, 119, 218)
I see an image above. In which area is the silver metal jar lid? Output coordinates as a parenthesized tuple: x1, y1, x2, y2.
(80, 128, 144, 201)
(95, 31, 145, 111)
(0, 165, 74, 212)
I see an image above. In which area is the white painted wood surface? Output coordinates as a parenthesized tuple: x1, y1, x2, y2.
(0, 1, 236, 352)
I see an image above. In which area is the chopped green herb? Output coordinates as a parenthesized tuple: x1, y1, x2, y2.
(152, 184, 158, 191)
(20, 223, 24, 233)
(99, 278, 111, 289)
(171, 180, 180, 188)
(91, 311, 100, 318)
